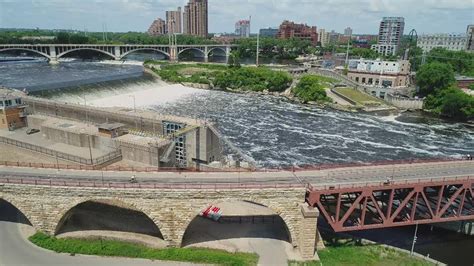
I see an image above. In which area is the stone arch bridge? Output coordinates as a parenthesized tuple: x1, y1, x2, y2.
(0, 44, 235, 63)
(0, 182, 319, 259)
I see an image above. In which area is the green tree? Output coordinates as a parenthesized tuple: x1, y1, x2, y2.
(424, 86, 474, 121)
(416, 62, 456, 97)
(55, 32, 70, 44)
(292, 75, 332, 103)
(427, 48, 474, 76)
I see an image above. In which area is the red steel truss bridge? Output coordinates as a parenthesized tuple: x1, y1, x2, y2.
(306, 176, 474, 232)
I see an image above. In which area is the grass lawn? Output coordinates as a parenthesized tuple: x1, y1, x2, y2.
(30, 232, 258, 266)
(333, 87, 384, 106)
(289, 245, 433, 266)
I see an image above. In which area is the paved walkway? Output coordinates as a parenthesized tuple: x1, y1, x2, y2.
(0, 161, 472, 188)
(325, 88, 354, 106)
(0, 204, 198, 266)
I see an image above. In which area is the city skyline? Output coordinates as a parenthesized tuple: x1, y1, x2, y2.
(0, 0, 472, 34)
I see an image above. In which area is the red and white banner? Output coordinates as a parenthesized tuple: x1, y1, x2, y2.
(199, 205, 222, 221)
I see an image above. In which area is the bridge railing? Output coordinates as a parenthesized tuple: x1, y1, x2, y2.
(0, 157, 467, 173)
(0, 177, 304, 190)
(307, 176, 473, 192)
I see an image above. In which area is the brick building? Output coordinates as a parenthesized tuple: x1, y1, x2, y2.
(0, 89, 27, 130)
(183, 0, 208, 37)
(148, 18, 167, 36)
(277, 20, 318, 45)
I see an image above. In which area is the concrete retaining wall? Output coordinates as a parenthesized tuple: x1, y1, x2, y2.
(385, 94, 424, 110)
(24, 98, 223, 167)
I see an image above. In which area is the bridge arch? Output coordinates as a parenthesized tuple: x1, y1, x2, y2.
(120, 48, 170, 60)
(0, 48, 51, 60)
(178, 47, 205, 57)
(207, 47, 227, 57)
(54, 199, 164, 241)
(180, 199, 296, 248)
(57, 48, 116, 60)
(0, 196, 34, 227)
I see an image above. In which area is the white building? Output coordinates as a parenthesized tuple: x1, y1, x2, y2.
(417, 34, 467, 52)
(467, 25, 474, 51)
(318, 28, 329, 47)
(371, 17, 405, 56)
(347, 58, 411, 89)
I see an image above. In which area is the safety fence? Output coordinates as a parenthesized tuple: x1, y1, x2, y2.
(0, 177, 304, 190)
(0, 136, 122, 166)
(0, 157, 466, 173)
(307, 175, 473, 191)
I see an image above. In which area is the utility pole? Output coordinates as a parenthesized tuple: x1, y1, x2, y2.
(88, 135, 94, 166)
(345, 32, 352, 66)
(410, 223, 419, 256)
(256, 32, 260, 66)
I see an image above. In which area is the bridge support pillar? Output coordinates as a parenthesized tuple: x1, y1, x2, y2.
(114, 46, 121, 60)
(49, 58, 59, 65)
(170, 46, 178, 62)
(49, 46, 58, 64)
(225, 46, 231, 64)
(298, 204, 320, 260)
(204, 46, 209, 63)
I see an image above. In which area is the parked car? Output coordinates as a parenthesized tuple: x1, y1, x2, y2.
(26, 128, 40, 135)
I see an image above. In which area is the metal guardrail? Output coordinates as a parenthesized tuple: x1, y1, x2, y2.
(0, 157, 467, 173)
(0, 177, 304, 190)
(0, 136, 121, 166)
(307, 176, 473, 191)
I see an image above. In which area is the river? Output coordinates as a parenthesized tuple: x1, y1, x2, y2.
(0, 60, 473, 265)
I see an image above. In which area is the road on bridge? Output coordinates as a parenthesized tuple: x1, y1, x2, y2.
(0, 161, 472, 187)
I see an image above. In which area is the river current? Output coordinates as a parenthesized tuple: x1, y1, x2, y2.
(1, 60, 473, 265)
(1, 61, 473, 168)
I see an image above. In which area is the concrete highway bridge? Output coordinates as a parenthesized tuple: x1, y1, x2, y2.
(0, 44, 235, 62)
(0, 159, 472, 260)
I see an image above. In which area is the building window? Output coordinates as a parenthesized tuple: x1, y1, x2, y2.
(4, 100, 12, 107)
(362, 77, 366, 83)
(368, 78, 373, 84)
(15, 99, 22, 105)
(355, 77, 359, 82)
(0, 101, 3, 107)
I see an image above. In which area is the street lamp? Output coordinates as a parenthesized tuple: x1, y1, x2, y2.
(256, 32, 260, 66)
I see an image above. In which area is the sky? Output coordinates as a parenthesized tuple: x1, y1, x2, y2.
(0, 0, 472, 34)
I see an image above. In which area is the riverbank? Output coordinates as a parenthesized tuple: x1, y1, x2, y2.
(145, 61, 397, 115)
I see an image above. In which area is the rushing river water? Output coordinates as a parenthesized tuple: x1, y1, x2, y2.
(1, 61, 473, 168)
(1, 60, 473, 265)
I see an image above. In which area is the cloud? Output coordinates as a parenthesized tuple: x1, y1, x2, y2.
(0, 0, 472, 34)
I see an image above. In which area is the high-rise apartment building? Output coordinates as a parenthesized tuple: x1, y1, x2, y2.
(371, 17, 405, 56)
(277, 20, 318, 45)
(344, 27, 353, 36)
(166, 7, 182, 34)
(417, 34, 467, 52)
(183, 0, 208, 37)
(318, 28, 329, 47)
(148, 18, 167, 36)
(467, 25, 474, 51)
(235, 20, 251, 38)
